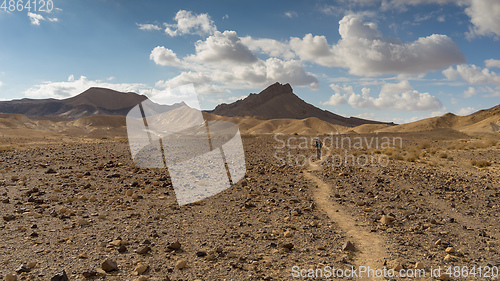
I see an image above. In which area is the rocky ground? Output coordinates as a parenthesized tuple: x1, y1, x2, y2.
(0, 132, 498, 280)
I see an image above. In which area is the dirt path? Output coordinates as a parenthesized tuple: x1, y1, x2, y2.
(303, 151, 387, 280)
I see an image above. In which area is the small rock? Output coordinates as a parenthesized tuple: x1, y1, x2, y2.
(283, 230, 292, 237)
(196, 251, 207, 257)
(27, 261, 37, 268)
(45, 168, 57, 174)
(388, 260, 403, 271)
(136, 246, 151, 255)
(175, 259, 187, 269)
(101, 258, 118, 272)
(125, 190, 133, 196)
(133, 263, 149, 275)
(342, 241, 355, 251)
(380, 215, 395, 225)
(282, 243, 294, 250)
(167, 241, 181, 251)
(3, 214, 16, 221)
(82, 270, 97, 278)
(118, 245, 127, 253)
(445, 247, 455, 254)
(15, 264, 30, 273)
(414, 262, 425, 269)
(443, 254, 454, 262)
(50, 270, 69, 281)
(5, 273, 17, 281)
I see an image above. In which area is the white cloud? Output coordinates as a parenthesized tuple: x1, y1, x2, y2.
(289, 14, 465, 76)
(149, 46, 182, 67)
(24, 76, 150, 99)
(322, 80, 443, 111)
(457, 106, 476, 116)
(48, 18, 58, 22)
(137, 23, 162, 31)
(443, 64, 500, 87)
(465, 0, 500, 39)
(485, 59, 500, 69)
(151, 26, 319, 92)
(284, 11, 298, 18)
(165, 10, 216, 37)
(463, 86, 477, 98)
(241, 36, 296, 60)
(186, 31, 257, 64)
(27, 12, 44, 25)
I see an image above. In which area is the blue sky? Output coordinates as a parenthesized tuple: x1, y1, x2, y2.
(0, 0, 499, 123)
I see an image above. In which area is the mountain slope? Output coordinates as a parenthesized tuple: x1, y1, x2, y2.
(209, 82, 393, 127)
(377, 104, 500, 134)
(0, 88, 149, 119)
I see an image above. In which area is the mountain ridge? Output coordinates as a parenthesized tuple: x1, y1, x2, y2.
(209, 82, 393, 127)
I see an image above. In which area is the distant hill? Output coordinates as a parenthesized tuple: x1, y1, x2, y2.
(208, 82, 394, 127)
(0, 88, 150, 119)
(377, 104, 500, 134)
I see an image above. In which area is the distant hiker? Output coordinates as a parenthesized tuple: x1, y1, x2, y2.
(314, 137, 323, 160)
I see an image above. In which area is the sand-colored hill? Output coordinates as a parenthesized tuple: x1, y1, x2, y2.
(377, 104, 500, 134)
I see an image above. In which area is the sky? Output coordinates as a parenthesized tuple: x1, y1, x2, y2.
(0, 0, 499, 123)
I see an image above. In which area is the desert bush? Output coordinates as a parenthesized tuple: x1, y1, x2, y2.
(471, 160, 491, 168)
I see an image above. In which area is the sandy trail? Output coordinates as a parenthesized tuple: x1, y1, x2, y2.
(303, 149, 387, 280)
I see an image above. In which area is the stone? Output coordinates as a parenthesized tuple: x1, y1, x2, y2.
(27, 261, 37, 268)
(282, 243, 294, 250)
(443, 254, 454, 262)
(175, 259, 187, 269)
(136, 246, 151, 255)
(167, 241, 181, 251)
(50, 270, 69, 281)
(5, 274, 17, 281)
(196, 251, 207, 257)
(414, 262, 425, 269)
(342, 241, 355, 251)
(388, 260, 403, 271)
(101, 258, 118, 272)
(118, 245, 127, 253)
(445, 247, 455, 254)
(3, 214, 16, 221)
(15, 264, 30, 273)
(380, 215, 395, 225)
(283, 230, 292, 237)
(125, 189, 133, 196)
(133, 263, 149, 275)
(82, 270, 97, 278)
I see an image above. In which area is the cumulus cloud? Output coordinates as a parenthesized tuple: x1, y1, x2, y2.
(443, 64, 500, 87)
(165, 10, 216, 37)
(457, 106, 476, 116)
(241, 36, 296, 60)
(137, 23, 162, 31)
(187, 31, 257, 64)
(24, 76, 150, 99)
(322, 80, 443, 111)
(463, 86, 477, 98)
(27, 12, 44, 25)
(149, 46, 182, 66)
(289, 14, 465, 76)
(151, 27, 319, 92)
(485, 59, 500, 69)
(465, 0, 500, 39)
